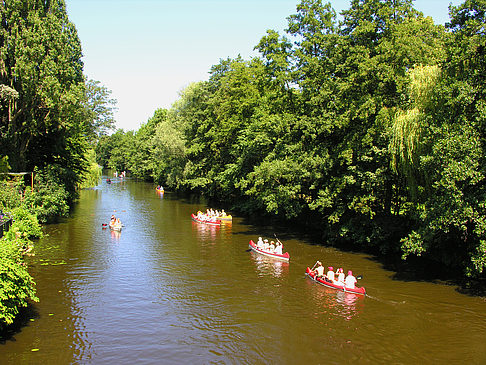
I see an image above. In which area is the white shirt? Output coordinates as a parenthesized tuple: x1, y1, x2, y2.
(345, 275, 357, 289)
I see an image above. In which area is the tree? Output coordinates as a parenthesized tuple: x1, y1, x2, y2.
(0, 0, 85, 172)
(84, 79, 117, 142)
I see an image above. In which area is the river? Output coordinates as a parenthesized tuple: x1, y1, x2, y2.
(1, 177, 485, 364)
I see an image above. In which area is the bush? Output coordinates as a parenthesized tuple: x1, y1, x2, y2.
(0, 237, 38, 330)
(4, 207, 43, 241)
(23, 166, 71, 223)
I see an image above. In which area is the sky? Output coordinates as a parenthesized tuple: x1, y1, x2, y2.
(65, 0, 463, 132)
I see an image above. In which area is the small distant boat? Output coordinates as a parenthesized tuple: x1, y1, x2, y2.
(109, 222, 122, 231)
(216, 214, 232, 221)
(305, 267, 366, 296)
(156, 187, 164, 193)
(248, 240, 290, 261)
(191, 213, 221, 226)
(106, 178, 112, 184)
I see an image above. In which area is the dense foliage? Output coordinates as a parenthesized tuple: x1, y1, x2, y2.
(0, 0, 116, 330)
(99, 0, 485, 278)
(0, 203, 41, 330)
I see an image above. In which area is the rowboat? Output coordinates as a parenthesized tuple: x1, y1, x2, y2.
(191, 213, 221, 226)
(156, 187, 164, 193)
(305, 267, 366, 295)
(248, 240, 290, 261)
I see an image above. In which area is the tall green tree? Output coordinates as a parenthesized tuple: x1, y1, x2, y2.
(0, 0, 86, 172)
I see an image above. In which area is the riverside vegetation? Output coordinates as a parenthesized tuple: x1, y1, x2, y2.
(97, 0, 486, 279)
(0, 0, 115, 330)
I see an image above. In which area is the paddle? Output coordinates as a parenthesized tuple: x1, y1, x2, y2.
(310, 260, 320, 272)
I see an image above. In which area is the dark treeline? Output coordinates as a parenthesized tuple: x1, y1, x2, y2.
(0, 0, 116, 330)
(98, 0, 485, 278)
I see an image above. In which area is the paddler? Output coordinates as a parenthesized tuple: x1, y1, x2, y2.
(326, 267, 335, 282)
(314, 261, 325, 278)
(274, 241, 283, 255)
(336, 268, 345, 284)
(257, 237, 264, 249)
(345, 270, 357, 289)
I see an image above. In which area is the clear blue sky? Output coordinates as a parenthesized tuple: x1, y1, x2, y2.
(65, 0, 463, 132)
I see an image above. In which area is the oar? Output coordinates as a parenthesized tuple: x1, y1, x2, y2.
(310, 260, 320, 272)
(273, 233, 285, 251)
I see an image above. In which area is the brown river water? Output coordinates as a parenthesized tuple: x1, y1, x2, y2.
(1, 178, 486, 364)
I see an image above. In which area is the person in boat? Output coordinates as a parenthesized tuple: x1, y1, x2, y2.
(110, 215, 116, 226)
(336, 268, 345, 285)
(274, 241, 283, 255)
(269, 241, 276, 253)
(326, 267, 335, 282)
(257, 237, 264, 249)
(314, 261, 325, 278)
(221, 209, 226, 217)
(263, 239, 269, 251)
(345, 270, 357, 289)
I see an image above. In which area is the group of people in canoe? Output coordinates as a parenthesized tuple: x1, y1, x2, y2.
(255, 237, 284, 255)
(109, 215, 123, 230)
(310, 261, 358, 289)
(195, 209, 229, 222)
(195, 210, 221, 223)
(205, 208, 228, 218)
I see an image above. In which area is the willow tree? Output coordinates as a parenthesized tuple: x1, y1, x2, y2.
(390, 64, 442, 200)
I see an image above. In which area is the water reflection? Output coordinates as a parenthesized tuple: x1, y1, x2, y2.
(250, 251, 290, 278)
(191, 221, 220, 242)
(306, 279, 364, 321)
(109, 229, 121, 241)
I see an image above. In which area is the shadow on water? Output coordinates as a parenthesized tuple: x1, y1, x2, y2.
(0, 304, 39, 344)
(220, 203, 486, 298)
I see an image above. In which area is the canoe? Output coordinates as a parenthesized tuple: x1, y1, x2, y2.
(249, 240, 290, 261)
(191, 213, 221, 226)
(156, 188, 164, 193)
(305, 267, 366, 296)
(109, 223, 122, 231)
(217, 215, 232, 221)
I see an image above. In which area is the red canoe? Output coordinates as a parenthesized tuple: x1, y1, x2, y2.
(191, 214, 221, 226)
(305, 267, 366, 296)
(249, 240, 290, 261)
